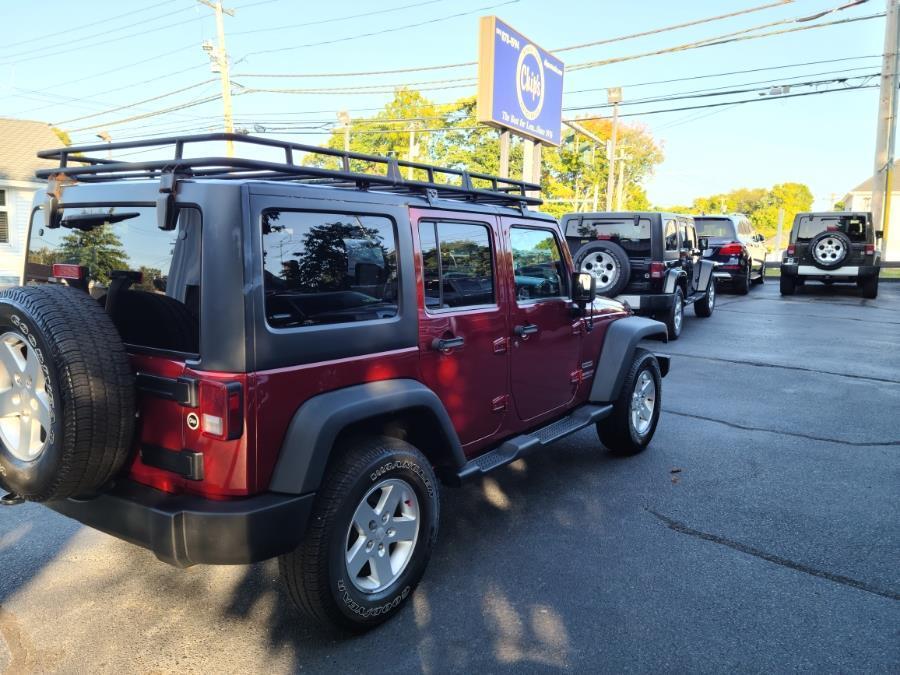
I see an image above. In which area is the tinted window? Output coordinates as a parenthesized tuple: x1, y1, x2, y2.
(262, 210, 398, 328)
(26, 206, 201, 354)
(565, 217, 652, 256)
(694, 218, 737, 239)
(796, 214, 868, 242)
(419, 221, 493, 310)
(664, 220, 678, 251)
(510, 227, 565, 301)
(679, 223, 697, 251)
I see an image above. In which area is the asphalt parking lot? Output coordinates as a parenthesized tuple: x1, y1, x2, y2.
(0, 281, 898, 674)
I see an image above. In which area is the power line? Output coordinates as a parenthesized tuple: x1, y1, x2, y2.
(231, 0, 445, 36)
(243, 0, 520, 58)
(67, 93, 228, 133)
(0, 0, 183, 52)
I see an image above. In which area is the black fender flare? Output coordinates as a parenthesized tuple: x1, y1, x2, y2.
(696, 259, 715, 291)
(662, 268, 687, 294)
(268, 379, 464, 494)
(589, 316, 669, 403)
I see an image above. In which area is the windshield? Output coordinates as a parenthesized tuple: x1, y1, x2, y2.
(694, 218, 737, 239)
(795, 214, 868, 242)
(26, 206, 201, 354)
(566, 217, 652, 256)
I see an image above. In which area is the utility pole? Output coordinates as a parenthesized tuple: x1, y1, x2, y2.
(337, 111, 351, 152)
(615, 152, 628, 210)
(407, 122, 418, 180)
(775, 207, 785, 252)
(499, 129, 510, 179)
(522, 138, 542, 198)
(198, 0, 235, 156)
(871, 0, 900, 258)
(606, 88, 622, 211)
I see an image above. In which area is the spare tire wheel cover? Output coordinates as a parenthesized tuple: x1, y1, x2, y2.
(810, 231, 850, 269)
(577, 241, 631, 297)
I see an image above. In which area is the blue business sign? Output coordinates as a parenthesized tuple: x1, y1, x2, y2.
(477, 16, 565, 146)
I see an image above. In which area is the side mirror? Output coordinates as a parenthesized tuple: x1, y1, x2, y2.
(698, 237, 709, 251)
(876, 229, 884, 240)
(571, 272, 596, 307)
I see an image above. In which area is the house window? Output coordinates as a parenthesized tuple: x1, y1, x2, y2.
(0, 190, 9, 244)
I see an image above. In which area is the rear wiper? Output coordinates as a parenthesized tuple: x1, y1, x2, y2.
(60, 212, 140, 231)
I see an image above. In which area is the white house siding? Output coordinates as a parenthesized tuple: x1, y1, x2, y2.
(0, 181, 39, 287)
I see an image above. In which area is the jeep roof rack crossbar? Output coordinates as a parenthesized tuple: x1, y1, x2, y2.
(35, 132, 542, 207)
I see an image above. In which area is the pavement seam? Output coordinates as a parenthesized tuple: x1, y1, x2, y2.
(664, 409, 900, 447)
(661, 352, 900, 386)
(716, 306, 900, 326)
(645, 509, 900, 602)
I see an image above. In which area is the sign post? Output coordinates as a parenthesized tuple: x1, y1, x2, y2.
(477, 16, 564, 192)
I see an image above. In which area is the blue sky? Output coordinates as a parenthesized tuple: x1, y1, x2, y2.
(0, 0, 887, 208)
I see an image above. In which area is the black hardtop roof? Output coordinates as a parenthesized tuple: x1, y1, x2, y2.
(36, 132, 542, 211)
(562, 211, 692, 221)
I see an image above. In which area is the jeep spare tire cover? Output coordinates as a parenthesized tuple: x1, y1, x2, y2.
(809, 230, 850, 270)
(0, 285, 135, 501)
(575, 240, 631, 297)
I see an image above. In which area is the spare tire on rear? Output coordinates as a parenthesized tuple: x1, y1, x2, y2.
(0, 285, 135, 502)
(574, 241, 631, 297)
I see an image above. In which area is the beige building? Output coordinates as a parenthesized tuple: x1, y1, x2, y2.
(842, 162, 900, 260)
(0, 119, 60, 286)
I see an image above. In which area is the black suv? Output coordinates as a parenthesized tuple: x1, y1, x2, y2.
(780, 212, 881, 298)
(563, 211, 717, 340)
(694, 214, 768, 294)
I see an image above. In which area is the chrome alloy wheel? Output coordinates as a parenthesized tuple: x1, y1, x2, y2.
(580, 250, 620, 294)
(708, 280, 716, 309)
(0, 332, 51, 462)
(630, 370, 656, 436)
(345, 478, 420, 594)
(813, 236, 846, 265)
(673, 294, 683, 334)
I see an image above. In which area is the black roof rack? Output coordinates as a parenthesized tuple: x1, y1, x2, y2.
(35, 132, 542, 208)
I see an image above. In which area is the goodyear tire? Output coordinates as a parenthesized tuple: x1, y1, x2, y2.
(280, 436, 439, 631)
(0, 285, 135, 501)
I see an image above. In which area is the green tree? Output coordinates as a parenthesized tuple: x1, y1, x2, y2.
(57, 225, 129, 284)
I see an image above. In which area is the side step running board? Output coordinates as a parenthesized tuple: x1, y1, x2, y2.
(456, 404, 613, 481)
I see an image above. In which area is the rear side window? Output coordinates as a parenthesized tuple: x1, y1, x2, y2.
(510, 227, 566, 301)
(567, 217, 651, 256)
(419, 221, 494, 310)
(678, 223, 697, 251)
(796, 215, 868, 243)
(261, 210, 398, 328)
(27, 206, 201, 354)
(664, 220, 678, 251)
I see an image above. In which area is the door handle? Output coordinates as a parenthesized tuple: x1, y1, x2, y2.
(431, 336, 465, 352)
(513, 324, 539, 339)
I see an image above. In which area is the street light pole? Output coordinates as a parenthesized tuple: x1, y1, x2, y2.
(337, 111, 351, 152)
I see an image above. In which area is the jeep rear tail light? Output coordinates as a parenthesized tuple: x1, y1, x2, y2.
(198, 380, 243, 440)
(718, 244, 743, 255)
(52, 263, 86, 280)
(649, 262, 666, 279)
(787, 244, 796, 255)
(865, 243, 876, 255)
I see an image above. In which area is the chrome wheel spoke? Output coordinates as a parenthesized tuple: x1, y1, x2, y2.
(370, 548, 394, 586)
(346, 538, 370, 577)
(376, 482, 403, 519)
(33, 392, 52, 430)
(353, 503, 380, 534)
(0, 389, 19, 418)
(0, 340, 23, 378)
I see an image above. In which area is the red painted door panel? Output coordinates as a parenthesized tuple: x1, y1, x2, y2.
(412, 210, 510, 452)
(503, 221, 582, 422)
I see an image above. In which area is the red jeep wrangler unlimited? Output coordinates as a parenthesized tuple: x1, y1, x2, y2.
(0, 134, 669, 631)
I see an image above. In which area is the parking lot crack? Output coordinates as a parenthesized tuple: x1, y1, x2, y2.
(664, 409, 900, 447)
(662, 353, 900, 386)
(645, 509, 900, 602)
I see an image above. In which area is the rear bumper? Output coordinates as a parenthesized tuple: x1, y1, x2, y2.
(615, 293, 675, 313)
(47, 480, 314, 568)
(782, 263, 879, 279)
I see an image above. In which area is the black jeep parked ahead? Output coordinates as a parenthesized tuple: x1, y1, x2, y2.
(780, 211, 881, 298)
(563, 211, 717, 339)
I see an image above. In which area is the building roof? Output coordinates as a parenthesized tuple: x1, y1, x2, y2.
(847, 160, 900, 194)
(0, 118, 62, 183)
